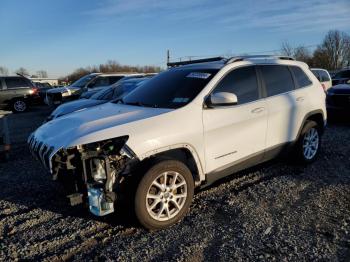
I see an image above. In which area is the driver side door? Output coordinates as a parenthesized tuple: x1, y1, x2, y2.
(202, 66, 268, 181)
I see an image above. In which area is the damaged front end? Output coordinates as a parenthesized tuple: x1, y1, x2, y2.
(29, 135, 138, 216)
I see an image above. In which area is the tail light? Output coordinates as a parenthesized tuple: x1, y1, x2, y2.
(29, 88, 39, 95)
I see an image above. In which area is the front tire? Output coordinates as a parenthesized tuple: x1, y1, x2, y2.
(295, 120, 321, 163)
(135, 160, 194, 230)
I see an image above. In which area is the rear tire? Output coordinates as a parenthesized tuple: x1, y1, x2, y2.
(135, 160, 194, 230)
(12, 99, 27, 113)
(294, 120, 321, 163)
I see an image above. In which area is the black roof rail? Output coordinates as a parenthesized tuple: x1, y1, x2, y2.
(167, 56, 225, 67)
(226, 55, 295, 64)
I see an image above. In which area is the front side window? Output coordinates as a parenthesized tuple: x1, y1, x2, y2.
(261, 65, 294, 96)
(71, 74, 97, 88)
(122, 68, 218, 109)
(290, 66, 312, 88)
(89, 77, 110, 88)
(5, 77, 30, 89)
(213, 66, 259, 104)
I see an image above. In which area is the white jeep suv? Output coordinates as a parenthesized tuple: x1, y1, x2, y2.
(28, 55, 326, 230)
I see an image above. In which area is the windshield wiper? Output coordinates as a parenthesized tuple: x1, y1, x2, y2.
(112, 99, 158, 108)
(124, 101, 158, 108)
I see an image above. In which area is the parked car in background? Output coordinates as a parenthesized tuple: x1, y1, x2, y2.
(29, 55, 326, 230)
(311, 68, 332, 91)
(45, 73, 138, 106)
(46, 77, 151, 121)
(33, 82, 53, 103)
(0, 76, 40, 112)
(78, 73, 152, 99)
(326, 84, 350, 114)
(332, 69, 350, 85)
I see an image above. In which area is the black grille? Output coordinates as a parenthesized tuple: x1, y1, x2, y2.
(28, 136, 54, 171)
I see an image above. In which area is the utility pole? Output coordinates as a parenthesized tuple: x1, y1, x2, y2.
(167, 49, 170, 68)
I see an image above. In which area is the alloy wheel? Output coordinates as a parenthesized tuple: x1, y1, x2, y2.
(14, 100, 26, 112)
(302, 128, 319, 160)
(145, 171, 187, 222)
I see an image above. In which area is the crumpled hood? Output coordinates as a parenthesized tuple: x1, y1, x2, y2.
(34, 102, 171, 148)
(50, 99, 107, 118)
(47, 86, 80, 94)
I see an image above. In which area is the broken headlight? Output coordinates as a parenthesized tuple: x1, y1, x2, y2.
(83, 136, 130, 184)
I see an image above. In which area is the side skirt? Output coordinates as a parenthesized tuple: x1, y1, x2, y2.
(202, 142, 293, 188)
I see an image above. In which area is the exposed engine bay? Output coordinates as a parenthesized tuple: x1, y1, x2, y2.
(50, 136, 137, 216)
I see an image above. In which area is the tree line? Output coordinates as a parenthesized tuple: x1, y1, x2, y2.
(281, 30, 350, 71)
(61, 60, 161, 83)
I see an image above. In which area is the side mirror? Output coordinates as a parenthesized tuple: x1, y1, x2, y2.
(206, 92, 238, 107)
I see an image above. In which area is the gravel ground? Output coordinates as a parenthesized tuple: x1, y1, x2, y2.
(0, 106, 350, 261)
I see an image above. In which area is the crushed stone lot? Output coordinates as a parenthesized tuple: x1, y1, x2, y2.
(0, 106, 350, 261)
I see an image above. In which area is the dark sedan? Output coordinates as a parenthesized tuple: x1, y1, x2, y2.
(332, 69, 350, 86)
(326, 84, 350, 115)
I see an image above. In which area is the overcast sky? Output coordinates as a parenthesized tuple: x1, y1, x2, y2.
(1, 0, 349, 78)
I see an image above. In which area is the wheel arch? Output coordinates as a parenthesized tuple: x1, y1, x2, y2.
(138, 144, 205, 187)
(297, 110, 326, 139)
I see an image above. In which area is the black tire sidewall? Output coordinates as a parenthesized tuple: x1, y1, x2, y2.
(296, 121, 321, 163)
(134, 160, 194, 230)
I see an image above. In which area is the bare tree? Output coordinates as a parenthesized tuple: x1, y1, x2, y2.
(281, 41, 294, 57)
(15, 67, 29, 76)
(320, 30, 350, 70)
(281, 42, 312, 63)
(36, 70, 48, 78)
(293, 46, 312, 63)
(0, 66, 9, 76)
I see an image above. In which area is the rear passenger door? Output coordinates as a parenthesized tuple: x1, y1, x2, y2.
(260, 65, 308, 151)
(260, 65, 293, 149)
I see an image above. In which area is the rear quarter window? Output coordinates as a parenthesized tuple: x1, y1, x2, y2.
(290, 66, 312, 88)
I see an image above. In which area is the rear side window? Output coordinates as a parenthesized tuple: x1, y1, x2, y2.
(89, 77, 110, 88)
(5, 77, 31, 89)
(261, 65, 294, 96)
(319, 70, 330, 82)
(290, 66, 312, 88)
(108, 76, 124, 85)
(214, 66, 259, 104)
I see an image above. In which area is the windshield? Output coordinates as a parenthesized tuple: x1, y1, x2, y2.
(122, 69, 218, 108)
(71, 74, 98, 88)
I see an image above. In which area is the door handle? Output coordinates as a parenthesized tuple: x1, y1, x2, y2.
(296, 96, 305, 102)
(251, 107, 265, 114)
